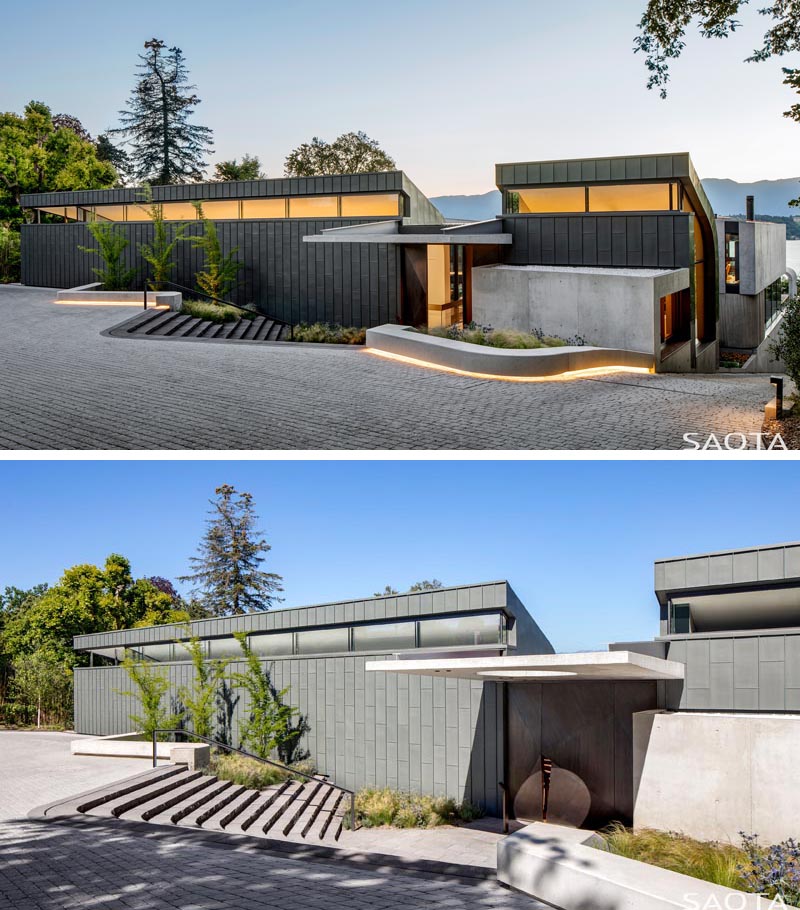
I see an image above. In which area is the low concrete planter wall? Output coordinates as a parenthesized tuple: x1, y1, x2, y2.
(71, 733, 172, 760)
(497, 822, 771, 909)
(56, 283, 181, 310)
(366, 324, 653, 378)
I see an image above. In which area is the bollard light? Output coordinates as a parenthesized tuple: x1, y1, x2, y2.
(771, 376, 784, 420)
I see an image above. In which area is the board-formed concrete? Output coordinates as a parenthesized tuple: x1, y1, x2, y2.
(633, 710, 800, 843)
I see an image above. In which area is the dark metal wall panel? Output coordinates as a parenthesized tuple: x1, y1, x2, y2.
(496, 154, 691, 189)
(502, 214, 693, 270)
(21, 219, 400, 327)
(73, 656, 505, 813)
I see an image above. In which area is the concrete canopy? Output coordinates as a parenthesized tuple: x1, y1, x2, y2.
(365, 650, 685, 682)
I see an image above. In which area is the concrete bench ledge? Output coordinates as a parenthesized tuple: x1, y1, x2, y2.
(497, 822, 771, 910)
(71, 732, 172, 759)
(56, 283, 182, 310)
(365, 324, 653, 378)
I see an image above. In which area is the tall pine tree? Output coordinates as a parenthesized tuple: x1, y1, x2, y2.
(113, 38, 213, 185)
(179, 485, 283, 616)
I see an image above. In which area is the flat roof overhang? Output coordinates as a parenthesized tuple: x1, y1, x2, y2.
(365, 650, 685, 682)
(303, 219, 511, 246)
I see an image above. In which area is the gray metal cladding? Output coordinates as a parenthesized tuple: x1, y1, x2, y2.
(665, 631, 800, 711)
(502, 214, 693, 270)
(496, 154, 692, 189)
(73, 654, 505, 813)
(21, 219, 400, 327)
(74, 582, 511, 651)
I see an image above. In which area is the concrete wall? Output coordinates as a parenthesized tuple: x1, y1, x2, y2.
(472, 263, 689, 357)
(663, 630, 800, 711)
(633, 710, 800, 843)
(74, 654, 507, 814)
(719, 290, 764, 349)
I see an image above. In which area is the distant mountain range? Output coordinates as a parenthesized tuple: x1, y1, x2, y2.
(430, 178, 800, 221)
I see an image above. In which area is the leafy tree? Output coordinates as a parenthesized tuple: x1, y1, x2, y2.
(96, 133, 131, 185)
(408, 580, 444, 593)
(782, 68, 800, 206)
(79, 221, 137, 290)
(135, 185, 188, 290)
(119, 650, 182, 739)
(373, 585, 399, 597)
(213, 155, 265, 181)
(0, 101, 117, 225)
(188, 203, 243, 300)
(177, 634, 231, 739)
(52, 113, 92, 143)
(232, 633, 296, 758)
(284, 131, 395, 177)
(180, 484, 283, 616)
(0, 223, 21, 282)
(635, 1, 800, 99)
(112, 38, 213, 184)
(770, 296, 800, 388)
(11, 648, 72, 728)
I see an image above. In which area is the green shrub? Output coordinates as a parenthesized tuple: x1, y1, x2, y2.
(771, 295, 800, 392)
(180, 299, 254, 323)
(600, 824, 747, 891)
(290, 323, 367, 345)
(190, 203, 243, 301)
(353, 787, 483, 829)
(0, 224, 21, 283)
(78, 222, 136, 290)
(424, 323, 578, 349)
(211, 752, 316, 790)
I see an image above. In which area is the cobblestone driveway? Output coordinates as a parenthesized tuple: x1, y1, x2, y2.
(0, 286, 773, 450)
(0, 732, 545, 910)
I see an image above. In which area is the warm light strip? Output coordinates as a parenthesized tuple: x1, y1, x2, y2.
(54, 301, 170, 308)
(366, 348, 654, 383)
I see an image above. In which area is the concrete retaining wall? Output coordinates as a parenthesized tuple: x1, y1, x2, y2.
(633, 710, 800, 843)
(497, 822, 769, 910)
(365, 324, 653, 378)
(471, 263, 690, 357)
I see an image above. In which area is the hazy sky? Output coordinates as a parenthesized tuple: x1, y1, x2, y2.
(0, 460, 797, 653)
(2, 0, 798, 195)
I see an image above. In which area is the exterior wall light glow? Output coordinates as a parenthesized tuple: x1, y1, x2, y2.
(477, 670, 578, 678)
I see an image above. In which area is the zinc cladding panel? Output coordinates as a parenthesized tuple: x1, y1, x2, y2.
(74, 654, 503, 813)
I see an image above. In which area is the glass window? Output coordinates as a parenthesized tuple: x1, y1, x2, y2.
(418, 613, 503, 649)
(200, 200, 240, 220)
(138, 643, 174, 662)
(516, 187, 586, 214)
(725, 232, 740, 290)
(340, 194, 400, 217)
(289, 196, 339, 218)
(670, 603, 691, 634)
(125, 203, 158, 222)
(765, 277, 785, 328)
(92, 204, 127, 222)
(206, 637, 246, 660)
(242, 198, 287, 219)
(161, 202, 200, 221)
(589, 183, 674, 212)
(352, 621, 416, 652)
(248, 632, 294, 657)
(296, 626, 349, 655)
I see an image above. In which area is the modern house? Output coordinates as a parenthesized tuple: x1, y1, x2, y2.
(717, 197, 797, 369)
(20, 152, 791, 373)
(73, 540, 800, 841)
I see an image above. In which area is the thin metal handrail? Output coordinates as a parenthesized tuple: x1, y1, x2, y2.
(152, 728, 355, 830)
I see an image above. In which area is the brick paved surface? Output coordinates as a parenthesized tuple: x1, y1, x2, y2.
(0, 285, 774, 450)
(0, 732, 546, 909)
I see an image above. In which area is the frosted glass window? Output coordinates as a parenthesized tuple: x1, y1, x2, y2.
(516, 187, 585, 213)
(340, 194, 400, 217)
(125, 203, 158, 222)
(138, 643, 174, 662)
(92, 205, 127, 222)
(296, 626, 349, 655)
(352, 622, 416, 652)
(589, 183, 674, 212)
(206, 637, 246, 659)
(418, 613, 503, 648)
(289, 196, 339, 218)
(248, 632, 294, 657)
(242, 198, 287, 219)
(200, 200, 241, 220)
(161, 202, 200, 221)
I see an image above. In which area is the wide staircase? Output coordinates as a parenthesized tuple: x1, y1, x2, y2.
(70, 764, 350, 844)
(113, 309, 290, 342)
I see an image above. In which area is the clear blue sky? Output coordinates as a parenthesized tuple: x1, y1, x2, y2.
(2, 0, 798, 195)
(0, 459, 797, 652)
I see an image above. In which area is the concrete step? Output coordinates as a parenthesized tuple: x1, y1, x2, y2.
(224, 781, 290, 835)
(258, 780, 305, 834)
(268, 321, 286, 341)
(228, 318, 254, 339)
(162, 314, 197, 337)
(148, 778, 234, 826)
(304, 787, 344, 841)
(122, 773, 219, 822)
(276, 779, 325, 837)
(184, 319, 213, 337)
(176, 782, 248, 829)
(144, 313, 183, 335)
(122, 310, 169, 333)
(205, 787, 263, 831)
(86, 768, 200, 818)
(73, 766, 183, 814)
(285, 782, 335, 839)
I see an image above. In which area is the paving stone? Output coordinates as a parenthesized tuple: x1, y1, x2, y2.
(0, 286, 776, 450)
